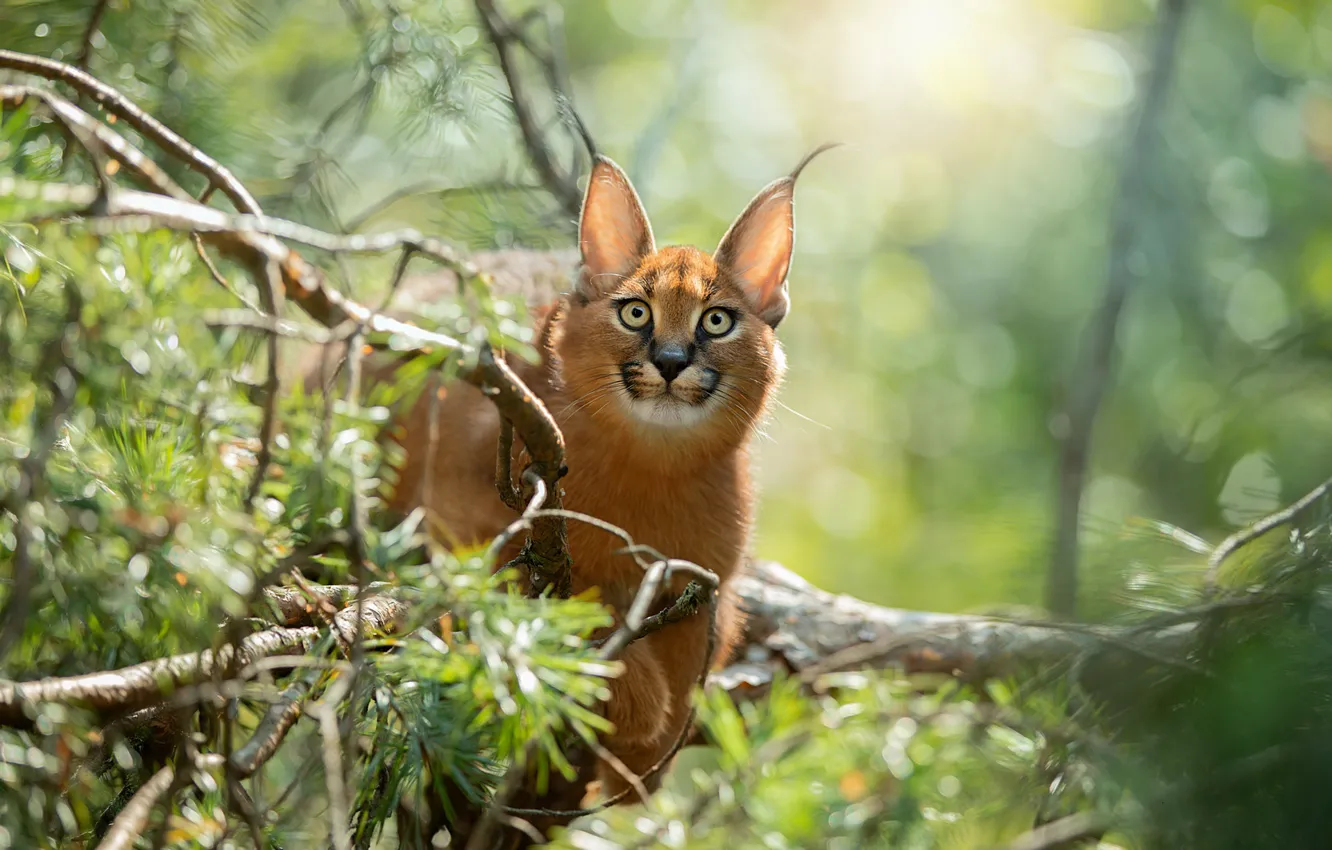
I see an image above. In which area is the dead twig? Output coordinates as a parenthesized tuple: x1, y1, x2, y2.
(311, 674, 356, 850)
(999, 810, 1111, 850)
(244, 260, 285, 507)
(94, 765, 176, 850)
(229, 660, 330, 778)
(205, 309, 336, 345)
(590, 741, 649, 808)
(74, 0, 112, 70)
(473, 0, 582, 216)
(496, 418, 523, 511)
(635, 580, 708, 641)
(1204, 475, 1332, 592)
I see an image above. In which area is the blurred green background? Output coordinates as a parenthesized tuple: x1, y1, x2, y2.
(8, 0, 1332, 614)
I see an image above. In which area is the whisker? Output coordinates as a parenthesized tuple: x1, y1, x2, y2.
(559, 387, 620, 420)
(556, 378, 623, 419)
(774, 399, 831, 430)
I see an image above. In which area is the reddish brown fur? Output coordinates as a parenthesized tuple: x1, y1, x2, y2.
(386, 155, 809, 801)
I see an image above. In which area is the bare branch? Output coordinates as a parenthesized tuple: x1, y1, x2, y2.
(474, 0, 582, 216)
(591, 741, 649, 808)
(599, 563, 717, 661)
(312, 674, 356, 850)
(634, 579, 708, 642)
(93, 765, 175, 850)
(229, 665, 322, 778)
(0, 50, 263, 215)
(713, 561, 1199, 702)
(0, 597, 402, 729)
(75, 0, 112, 70)
(0, 176, 99, 205)
(1204, 475, 1332, 591)
(496, 418, 523, 511)
(205, 309, 336, 345)
(1001, 811, 1112, 850)
(0, 84, 190, 200)
(244, 260, 285, 507)
(1048, 0, 1190, 618)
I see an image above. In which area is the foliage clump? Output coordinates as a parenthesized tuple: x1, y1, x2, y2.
(5, 2, 1332, 850)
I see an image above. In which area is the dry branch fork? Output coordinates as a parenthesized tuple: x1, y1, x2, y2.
(0, 60, 573, 596)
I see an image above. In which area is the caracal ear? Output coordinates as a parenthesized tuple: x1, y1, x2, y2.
(577, 155, 654, 300)
(713, 143, 837, 328)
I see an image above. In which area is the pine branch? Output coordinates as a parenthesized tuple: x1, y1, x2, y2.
(0, 56, 575, 597)
(0, 597, 403, 730)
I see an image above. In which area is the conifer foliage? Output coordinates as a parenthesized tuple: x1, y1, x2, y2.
(2, 2, 1332, 849)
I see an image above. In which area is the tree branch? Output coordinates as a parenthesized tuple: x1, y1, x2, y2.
(0, 65, 575, 596)
(1204, 474, 1332, 591)
(94, 764, 176, 850)
(473, 0, 583, 216)
(0, 84, 190, 200)
(0, 50, 263, 215)
(74, 0, 112, 70)
(0, 597, 402, 730)
(1047, 0, 1190, 619)
(713, 561, 1194, 698)
(1000, 810, 1111, 850)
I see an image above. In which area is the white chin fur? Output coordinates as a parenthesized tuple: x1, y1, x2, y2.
(625, 395, 713, 428)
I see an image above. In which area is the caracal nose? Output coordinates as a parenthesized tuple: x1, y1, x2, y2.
(650, 341, 691, 383)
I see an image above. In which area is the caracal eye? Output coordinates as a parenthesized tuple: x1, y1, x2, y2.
(701, 307, 735, 337)
(618, 299, 651, 330)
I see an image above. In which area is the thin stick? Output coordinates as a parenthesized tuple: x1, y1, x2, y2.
(1001, 810, 1111, 850)
(473, 0, 581, 216)
(496, 418, 523, 511)
(1204, 475, 1332, 591)
(94, 765, 175, 850)
(311, 676, 354, 850)
(591, 741, 649, 805)
(75, 0, 112, 70)
(244, 260, 285, 507)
